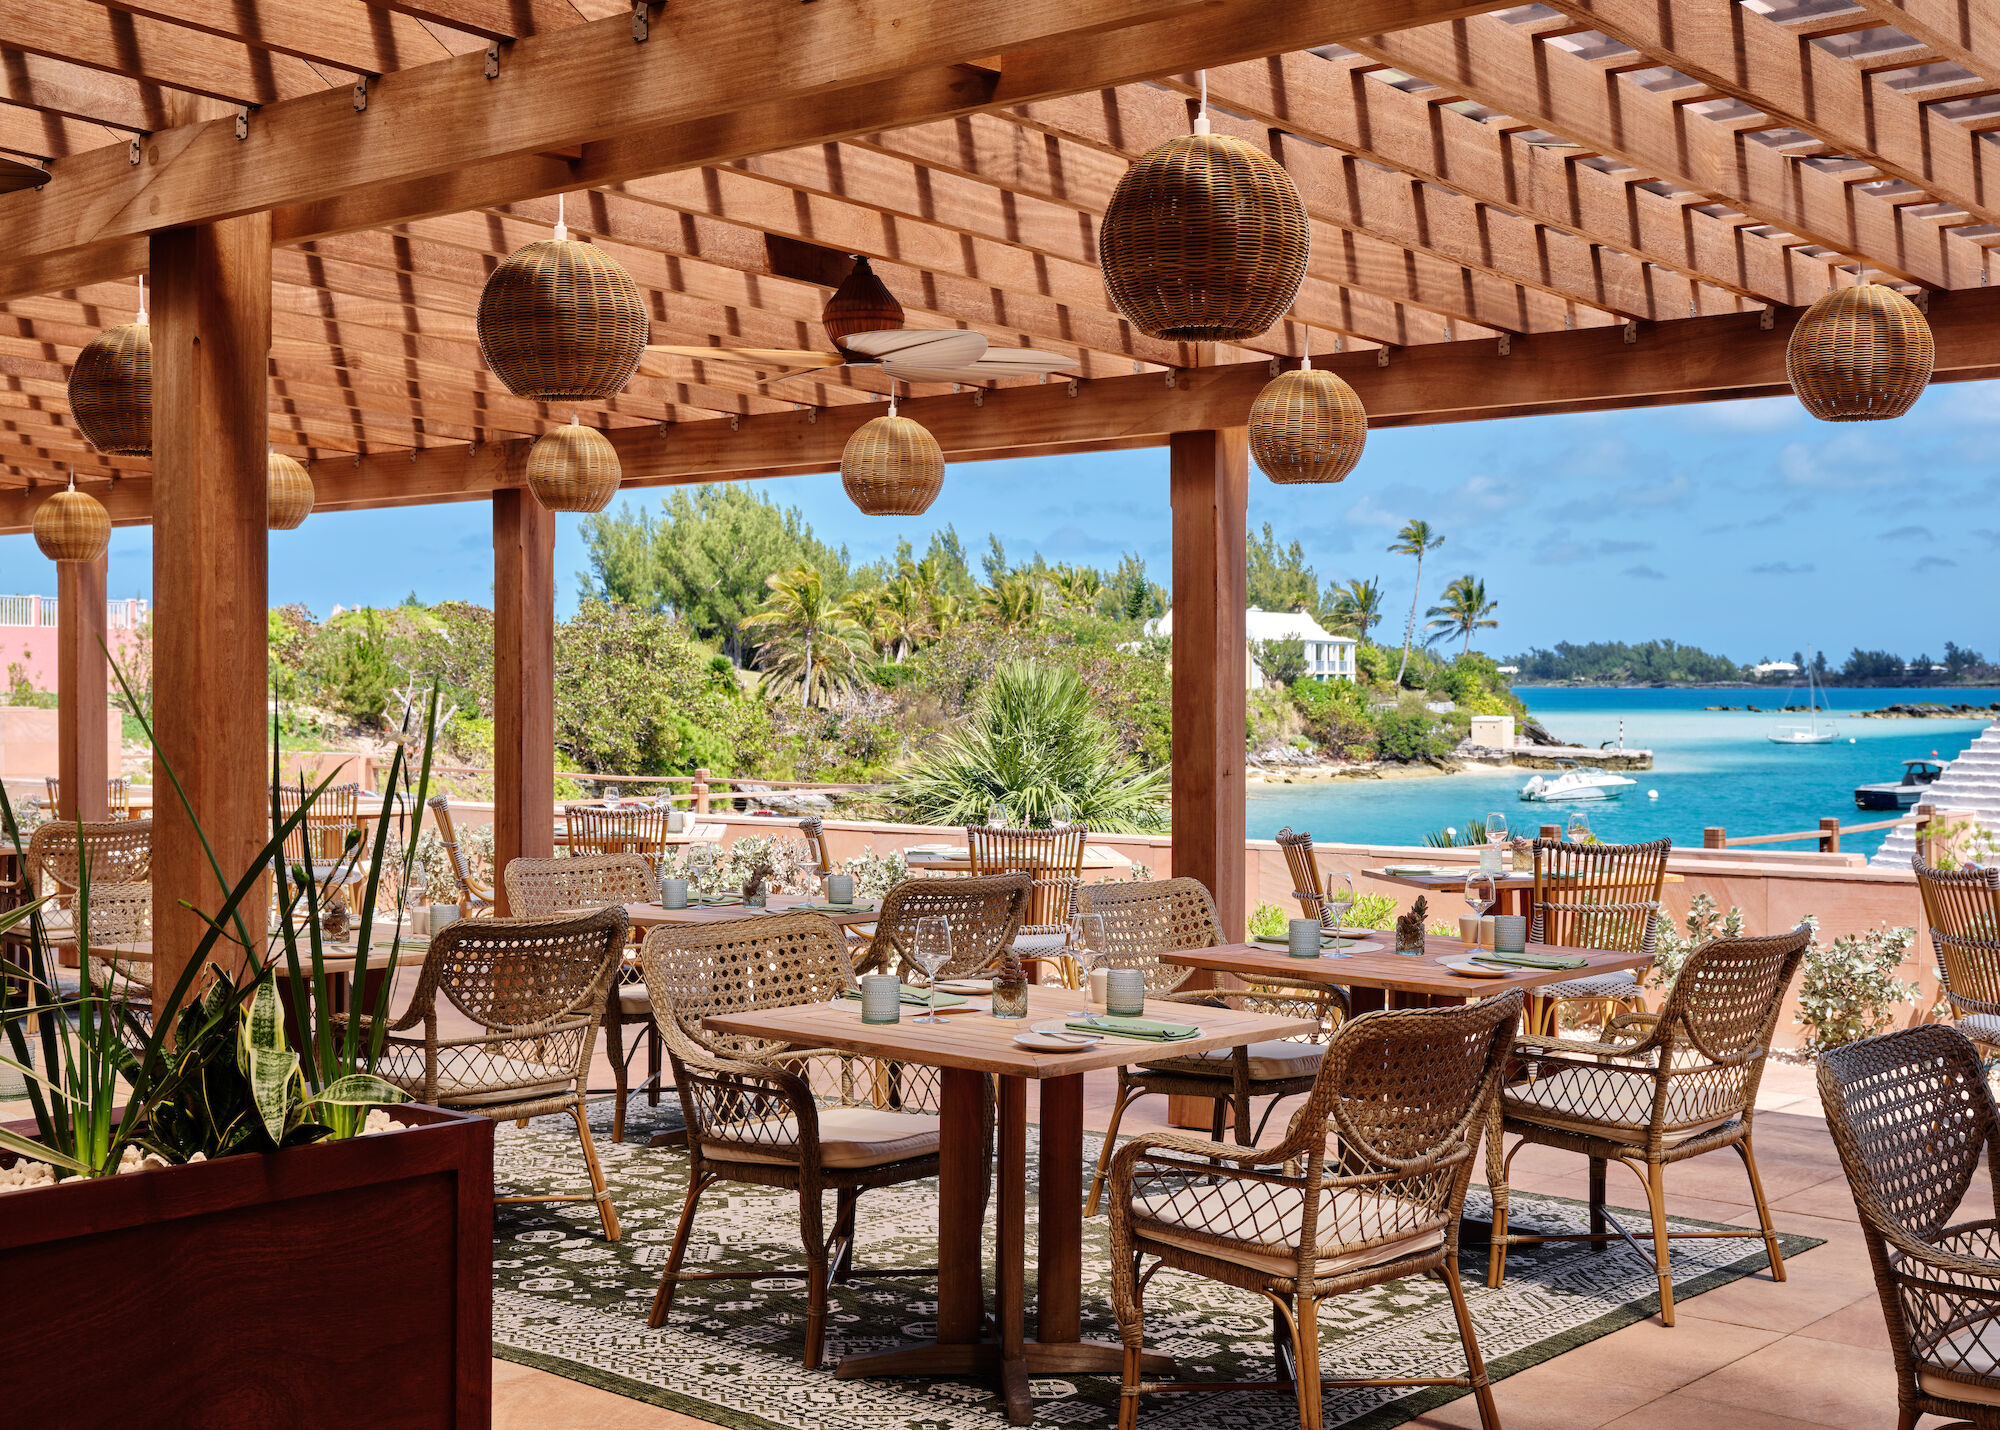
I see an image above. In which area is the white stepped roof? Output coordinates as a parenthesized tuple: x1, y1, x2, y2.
(1148, 607, 1355, 645)
(1872, 720, 2000, 867)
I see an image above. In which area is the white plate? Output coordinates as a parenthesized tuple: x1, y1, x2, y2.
(936, 978, 994, 994)
(1014, 1027, 1101, 1052)
(1440, 957, 1512, 979)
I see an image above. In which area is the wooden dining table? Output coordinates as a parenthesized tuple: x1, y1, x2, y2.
(1363, 865, 1684, 919)
(902, 842, 1131, 874)
(705, 983, 1314, 1424)
(623, 893, 879, 930)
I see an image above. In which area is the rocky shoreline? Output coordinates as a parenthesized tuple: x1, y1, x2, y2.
(1852, 703, 2000, 720)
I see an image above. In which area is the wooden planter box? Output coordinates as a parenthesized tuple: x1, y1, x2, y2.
(0, 1105, 493, 1428)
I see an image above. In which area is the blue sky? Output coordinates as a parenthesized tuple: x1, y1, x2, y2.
(8, 379, 1992, 664)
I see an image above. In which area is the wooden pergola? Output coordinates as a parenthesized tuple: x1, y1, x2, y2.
(1, 0, 1995, 999)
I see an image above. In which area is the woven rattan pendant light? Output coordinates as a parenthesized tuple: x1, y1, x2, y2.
(68, 276, 151, 456)
(526, 416, 622, 513)
(841, 391, 943, 515)
(477, 194, 649, 402)
(1098, 74, 1308, 342)
(821, 257, 905, 352)
(267, 451, 315, 530)
(1248, 330, 1366, 483)
(1786, 273, 1934, 421)
(33, 471, 110, 563)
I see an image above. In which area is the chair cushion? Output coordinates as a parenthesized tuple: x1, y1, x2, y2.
(379, 1055, 575, 1107)
(1132, 1183, 1445, 1278)
(1504, 1066, 1734, 1143)
(1919, 1323, 2000, 1406)
(1958, 1013, 2000, 1048)
(1147, 1040, 1324, 1082)
(1011, 931, 1070, 953)
(617, 984, 652, 1015)
(706, 1105, 940, 1170)
(1537, 970, 1644, 1001)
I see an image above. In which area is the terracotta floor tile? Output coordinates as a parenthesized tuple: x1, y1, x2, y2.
(1679, 1336, 1904, 1428)
(1398, 1365, 1660, 1429)
(1597, 1390, 1862, 1430)
(1794, 1294, 1892, 1351)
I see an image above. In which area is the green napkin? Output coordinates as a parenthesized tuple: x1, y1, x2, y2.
(1253, 934, 1362, 951)
(842, 983, 966, 1008)
(694, 893, 743, 906)
(799, 900, 876, 913)
(1068, 1014, 1198, 1042)
(1469, 950, 1589, 971)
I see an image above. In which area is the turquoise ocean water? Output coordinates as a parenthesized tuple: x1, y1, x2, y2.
(1244, 686, 2000, 858)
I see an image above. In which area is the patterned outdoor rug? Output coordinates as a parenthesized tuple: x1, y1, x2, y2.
(492, 1102, 1820, 1430)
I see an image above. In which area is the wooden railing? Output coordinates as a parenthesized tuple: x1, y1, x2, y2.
(426, 764, 880, 814)
(1700, 804, 1935, 857)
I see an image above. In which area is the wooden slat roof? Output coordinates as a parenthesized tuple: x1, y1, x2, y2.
(1, 0, 1997, 514)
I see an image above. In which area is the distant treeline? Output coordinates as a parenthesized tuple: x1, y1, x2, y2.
(1504, 638, 1997, 687)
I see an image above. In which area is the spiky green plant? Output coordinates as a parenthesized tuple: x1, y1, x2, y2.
(889, 659, 1167, 833)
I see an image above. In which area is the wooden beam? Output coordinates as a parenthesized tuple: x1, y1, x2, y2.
(491, 488, 552, 913)
(149, 212, 271, 1012)
(1353, 11, 1988, 289)
(0, 52, 162, 130)
(98, 0, 479, 74)
(1554, 0, 2000, 230)
(361, 0, 585, 44)
(0, 0, 1510, 299)
(1169, 427, 1247, 943)
(1849, 1, 2000, 76)
(56, 552, 108, 823)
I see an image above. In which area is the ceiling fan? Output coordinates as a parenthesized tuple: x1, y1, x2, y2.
(641, 257, 1076, 387)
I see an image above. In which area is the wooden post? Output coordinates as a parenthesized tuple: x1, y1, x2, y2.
(149, 215, 272, 1013)
(1168, 428, 1248, 938)
(1539, 824, 1561, 841)
(693, 768, 711, 816)
(492, 489, 554, 914)
(1819, 816, 1841, 854)
(55, 554, 109, 823)
(1704, 827, 1727, 849)
(1916, 803, 1936, 866)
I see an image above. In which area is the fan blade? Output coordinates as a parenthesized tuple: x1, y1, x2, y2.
(880, 348, 1078, 384)
(643, 345, 844, 371)
(840, 328, 988, 365)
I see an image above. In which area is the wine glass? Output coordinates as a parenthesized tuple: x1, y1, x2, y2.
(1464, 872, 1496, 947)
(1486, 811, 1508, 848)
(1069, 912, 1106, 1016)
(1565, 808, 1592, 844)
(1321, 871, 1356, 958)
(1051, 801, 1074, 829)
(604, 784, 621, 806)
(911, 915, 953, 1024)
(988, 801, 1012, 828)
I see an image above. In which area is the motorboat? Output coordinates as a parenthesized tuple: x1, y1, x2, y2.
(1769, 646, 1836, 745)
(1518, 762, 1639, 803)
(1854, 758, 1946, 811)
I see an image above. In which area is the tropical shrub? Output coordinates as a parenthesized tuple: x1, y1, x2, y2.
(1376, 705, 1456, 763)
(1289, 678, 1378, 761)
(1646, 893, 1745, 991)
(834, 848, 913, 900)
(890, 660, 1168, 832)
(1795, 920, 1920, 1054)
(1247, 902, 1289, 940)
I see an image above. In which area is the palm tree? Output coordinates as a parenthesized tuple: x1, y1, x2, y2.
(873, 577, 929, 662)
(1388, 520, 1445, 687)
(889, 660, 1168, 832)
(1425, 574, 1499, 656)
(739, 566, 873, 705)
(981, 571, 1044, 629)
(1329, 576, 1386, 644)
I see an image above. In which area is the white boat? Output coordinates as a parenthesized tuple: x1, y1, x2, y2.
(1769, 646, 1837, 745)
(1518, 763, 1639, 803)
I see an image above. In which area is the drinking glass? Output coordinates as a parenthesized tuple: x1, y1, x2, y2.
(1051, 801, 1074, 829)
(604, 785, 621, 806)
(1486, 811, 1508, 847)
(1321, 871, 1356, 957)
(1069, 912, 1106, 1014)
(1463, 872, 1496, 945)
(911, 915, 953, 1024)
(988, 801, 1012, 828)
(1565, 808, 1592, 843)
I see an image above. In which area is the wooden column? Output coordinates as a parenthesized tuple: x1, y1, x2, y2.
(1169, 428, 1248, 940)
(55, 554, 109, 822)
(492, 489, 554, 913)
(150, 214, 272, 1011)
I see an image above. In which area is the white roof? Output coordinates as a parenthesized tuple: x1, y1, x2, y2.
(1147, 607, 1355, 645)
(1753, 661, 1799, 675)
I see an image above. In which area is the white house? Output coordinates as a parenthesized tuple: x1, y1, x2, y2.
(1147, 607, 1358, 689)
(1752, 660, 1799, 677)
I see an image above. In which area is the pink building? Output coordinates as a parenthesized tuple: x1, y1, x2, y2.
(0, 594, 148, 691)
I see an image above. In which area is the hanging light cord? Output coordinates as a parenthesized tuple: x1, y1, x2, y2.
(66, 464, 75, 492)
(136, 274, 147, 326)
(1194, 70, 1210, 135)
(1299, 315, 1311, 372)
(554, 191, 568, 243)
(888, 381, 899, 418)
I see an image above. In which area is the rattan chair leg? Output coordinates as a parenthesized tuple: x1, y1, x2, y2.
(646, 1025, 661, 1106)
(1588, 1156, 1608, 1250)
(572, 1103, 621, 1242)
(1736, 1135, 1787, 1283)
(830, 1187, 860, 1285)
(649, 1170, 715, 1328)
(605, 1000, 630, 1145)
(1440, 1261, 1501, 1430)
(1293, 1293, 1323, 1430)
(1486, 1113, 1512, 1289)
(1087, 1081, 1139, 1217)
(1117, 1345, 1144, 1430)
(1637, 1157, 1674, 1325)
(801, 1178, 831, 1369)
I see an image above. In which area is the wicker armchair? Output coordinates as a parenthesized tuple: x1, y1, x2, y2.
(364, 907, 629, 1240)
(275, 781, 362, 881)
(565, 803, 670, 864)
(1523, 835, 1670, 1035)
(641, 912, 977, 1369)
(1915, 858, 2000, 1063)
(1820, 1024, 2000, 1429)
(426, 794, 495, 918)
(966, 824, 1085, 966)
(506, 852, 661, 1144)
(1109, 992, 1523, 1430)
(1080, 878, 1347, 1217)
(1487, 923, 1811, 1325)
(0, 818, 152, 956)
(854, 872, 1030, 978)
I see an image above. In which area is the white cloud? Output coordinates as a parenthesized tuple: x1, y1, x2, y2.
(1623, 564, 1668, 581)
(1690, 396, 1803, 434)
(1778, 430, 1906, 491)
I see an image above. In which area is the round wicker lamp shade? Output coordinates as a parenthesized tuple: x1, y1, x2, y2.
(1786, 282, 1934, 421)
(267, 452, 315, 530)
(476, 237, 649, 401)
(526, 420, 622, 513)
(68, 321, 151, 455)
(822, 257, 905, 351)
(33, 485, 110, 563)
(1099, 132, 1308, 342)
(841, 412, 943, 515)
(1249, 366, 1367, 484)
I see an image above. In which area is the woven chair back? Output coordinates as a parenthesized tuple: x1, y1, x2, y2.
(80, 881, 152, 995)
(871, 873, 1030, 979)
(422, 908, 627, 1040)
(43, 775, 58, 808)
(566, 803, 670, 863)
(1916, 858, 2000, 941)
(426, 794, 483, 902)
(1073, 877, 1218, 994)
(1658, 926, 1811, 1064)
(1275, 826, 1332, 925)
(798, 816, 833, 876)
(1529, 836, 1670, 954)
(640, 912, 854, 1062)
(965, 824, 1085, 933)
(106, 778, 129, 819)
(27, 818, 152, 896)
(505, 853, 655, 916)
(274, 782, 361, 868)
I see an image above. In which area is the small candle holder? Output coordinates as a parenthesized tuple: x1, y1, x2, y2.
(1104, 968, 1146, 1017)
(1288, 918, 1322, 959)
(825, 873, 855, 905)
(661, 878, 689, 910)
(859, 974, 902, 1025)
(1491, 915, 1528, 953)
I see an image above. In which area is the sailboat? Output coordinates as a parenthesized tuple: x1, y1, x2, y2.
(1769, 648, 1836, 745)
